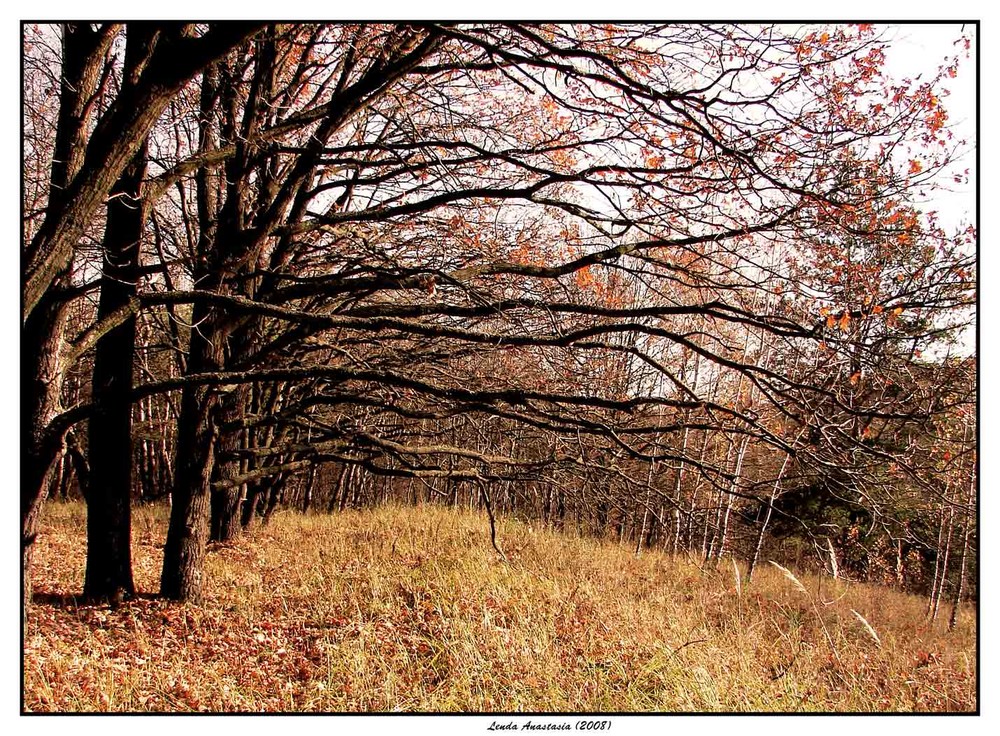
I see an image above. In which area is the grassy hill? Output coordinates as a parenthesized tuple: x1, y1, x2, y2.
(23, 501, 976, 712)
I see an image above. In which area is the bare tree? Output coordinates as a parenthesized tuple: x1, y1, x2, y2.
(24, 23, 974, 606)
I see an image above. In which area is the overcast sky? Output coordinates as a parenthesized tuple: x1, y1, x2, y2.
(882, 23, 976, 230)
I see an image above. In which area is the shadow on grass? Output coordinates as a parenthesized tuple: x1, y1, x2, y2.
(30, 590, 161, 608)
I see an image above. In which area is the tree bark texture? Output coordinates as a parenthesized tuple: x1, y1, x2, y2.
(81, 26, 158, 600)
(22, 23, 112, 606)
(211, 387, 251, 542)
(160, 351, 221, 602)
(84, 135, 148, 600)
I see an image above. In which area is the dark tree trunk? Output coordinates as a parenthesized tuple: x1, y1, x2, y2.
(241, 482, 265, 529)
(56, 450, 75, 500)
(302, 463, 317, 513)
(161, 61, 228, 601)
(160, 262, 233, 599)
(160, 178, 226, 599)
(210, 482, 244, 543)
(21, 23, 113, 606)
(211, 387, 250, 542)
(262, 473, 285, 524)
(83, 26, 152, 598)
(160, 353, 220, 602)
(328, 464, 349, 513)
(84, 137, 147, 599)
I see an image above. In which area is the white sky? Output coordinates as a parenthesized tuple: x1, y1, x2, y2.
(882, 24, 977, 230)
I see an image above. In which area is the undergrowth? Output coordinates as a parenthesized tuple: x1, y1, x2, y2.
(23, 501, 976, 712)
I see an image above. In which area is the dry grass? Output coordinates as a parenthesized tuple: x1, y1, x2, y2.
(23, 501, 976, 712)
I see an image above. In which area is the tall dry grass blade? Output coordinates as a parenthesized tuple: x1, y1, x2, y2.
(769, 561, 807, 595)
(827, 538, 839, 580)
(851, 609, 882, 647)
(731, 558, 742, 598)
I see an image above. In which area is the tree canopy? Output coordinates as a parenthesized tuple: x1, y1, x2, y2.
(22, 23, 975, 607)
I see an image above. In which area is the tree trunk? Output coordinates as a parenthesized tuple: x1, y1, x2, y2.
(82, 25, 155, 598)
(22, 22, 113, 608)
(160, 369, 220, 602)
(689, 431, 712, 554)
(635, 460, 655, 555)
(895, 539, 905, 588)
(161, 61, 229, 601)
(328, 464, 348, 513)
(302, 463, 317, 513)
(949, 466, 976, 631)
(160, 274, 235, 599)
(22, 297, 69, 582)
(715, 436, 749, 563)
(210, 477, 244, 543)
(241, 484, 263, 529)
(263, 473, 286, 524)
(339, 464, 355, 512)
(84, 129, 147, 600)
(211, 388, 250, 542)
(671, 428, 690, 553)
(747, 450, 793, 581)
(926, 497, 948, 618)
(930, 501, 955, 621)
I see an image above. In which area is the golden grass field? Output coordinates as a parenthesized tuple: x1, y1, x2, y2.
(23, 501, 976, 712)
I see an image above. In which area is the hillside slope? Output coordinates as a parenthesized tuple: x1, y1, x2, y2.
(24, 502, 976, 712)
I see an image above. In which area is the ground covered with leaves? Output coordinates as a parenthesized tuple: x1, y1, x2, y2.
(24, 502, 976, 712)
